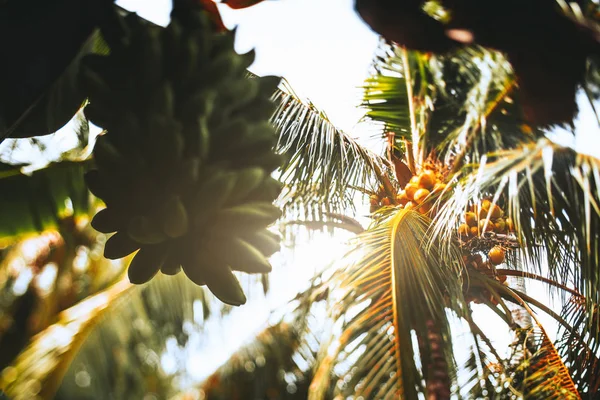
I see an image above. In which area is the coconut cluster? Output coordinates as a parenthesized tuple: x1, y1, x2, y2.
(457, 200, 514, 239)
(463, 246, 508, 304)
(369, 169, 447, 215)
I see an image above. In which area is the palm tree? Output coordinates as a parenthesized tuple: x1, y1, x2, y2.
(1, 0, 599, 399)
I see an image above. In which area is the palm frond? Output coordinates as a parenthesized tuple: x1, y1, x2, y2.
(433, 138, 600, 306)
(361, 41, 547, 172)
(1, 272, 213, 400)
(504, 322, 581, 399)
(0, 160, 91, 245)
(556, 295, 600, 395)
(282, 213, 365, 235)
(361, 43, 412, 138)
(0, 278, 133, 399)
(434, 49, 547, 170)
(522, 327, 580, 399)
(459, 328, 504, 399)
(270, 79, 392, 220)
(463, 271, 581, 398)
(309, 209, 464, 399)
(56, 273, 212, 400)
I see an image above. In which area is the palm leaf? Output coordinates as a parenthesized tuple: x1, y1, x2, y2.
(433, 138, 600, 306)
(1, 272, 213, 400)
(504, 317, 580, 399)
(361, 42, 412, 138)
(309, 209, 464, 399)
(0, 278, 133, 399)
(361, 41, 546, 172)
(434, 49, 547, 170)
(56, 273, 212, 400)
(521, 327, 580, 399)
(0, 160, 90, 245)
(556, 295, 600, 395)
(0, 8, 105, 141)
(463, 271, 581, 398)
(270, 79, 392, 219)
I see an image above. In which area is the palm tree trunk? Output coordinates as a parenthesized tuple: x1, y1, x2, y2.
(420, 320, 451, 400)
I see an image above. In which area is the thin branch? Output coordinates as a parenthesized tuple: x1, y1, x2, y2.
(496, 269, 581, 297)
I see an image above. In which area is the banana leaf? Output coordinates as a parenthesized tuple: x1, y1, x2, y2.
(0, 1, 107, 140)
(0, 161, 90, 243)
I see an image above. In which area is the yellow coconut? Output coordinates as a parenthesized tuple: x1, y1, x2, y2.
(488, 246, 506, 265)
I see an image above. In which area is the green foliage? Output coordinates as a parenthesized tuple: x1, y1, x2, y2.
(0, 161, 90, 244)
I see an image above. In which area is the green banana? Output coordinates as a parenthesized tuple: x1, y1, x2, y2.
(234, 97, 277, 123)
(170, 157, 201, 194)
(213, 202, 282, 234)
(210, 117, 250, 141)
(203, 264, 246, 306)
(128, 215, 168, 245)
(127, 244, 169, 284)
(180, 90, 216, 124)
(161, 196, 189, 238)
(209, 32, 236, 60)
(160, 252, 182, 276)
(195, 117, 211, 162)
(207, 51, 241, 83)
(104, 231, 141, 260)
(257, 75, 281, 96)
(178, 34, 200, 83)
(93, 135, 127, 175)
(228, 167, 264, 204)
(181, 260, 207, 287)
(238, 49, 256, 72)
(145, 116, 185, 165)
(219, 78, 259, 111)
(241, 230, 281, 257)
(80, 6, 285, 303)
(192, 169, 237, 227)
(161, 21, 183, 77)
(108, 112, 142, 151)
(250, 153, 285, 172)
(84, 169, 114, 202)
(149, 81, 175, 117)
(228, 137, 276, 166)
(209, 119, 251, 157)
(91, 207, 123, 233)
(134, 27, 163, 89)
(245, 176, 283, 202)
(220, 237, 272, 274)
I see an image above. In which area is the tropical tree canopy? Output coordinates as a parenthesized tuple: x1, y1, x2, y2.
(1, 0, 600, 399)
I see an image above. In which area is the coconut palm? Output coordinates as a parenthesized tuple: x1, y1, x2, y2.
(190, 6, 600, 398)
(1, 1, 600, 399)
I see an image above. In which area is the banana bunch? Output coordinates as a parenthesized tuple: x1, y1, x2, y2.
(80, 9, 284, 306)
